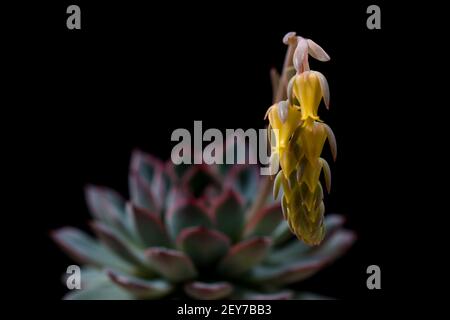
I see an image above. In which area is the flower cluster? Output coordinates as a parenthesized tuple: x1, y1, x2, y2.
(266, 33, 337, 245)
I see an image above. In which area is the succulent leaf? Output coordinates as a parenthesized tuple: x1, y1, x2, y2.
(211, 189, 245, 242)
(248, 259, 324, 286)
(170, 162, 191, 180)
(184, 281, 233, 300)
(265, 239, 310, 266)
(64, 281, 133, 300)
(63, 268, 133, 300)
(106, 269, 173, 299)
(166, 200, 212, 240)
(90, 222, 152, 271)
(52, 227, 134, 273)
(176, 226, 230, 268)
(145, 247, 197, 282)
(308, 230, 356, 261)
(129, 172, 160, 214)
(214, 132, 258, 175)
(84, 185, 128, 235)
(245, 203, 283, 237)
(323, 214, 346, 234)
(130, 150, 166, 197)
(260, 237, 354, 288)
(181, 165, 221, 198)
(271, 222, 294, 246)
(217, 237, 271, 277)
(125, 203, 171, 248)
(225, 165, 259, 206)
(77, 267, 109, 289)
(266, 214, 347, 265)
(129, 150, 167, 213)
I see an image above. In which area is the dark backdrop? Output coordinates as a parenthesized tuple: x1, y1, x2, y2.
(15, 0, 404, 300)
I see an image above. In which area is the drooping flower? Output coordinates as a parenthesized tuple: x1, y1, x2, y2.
(265, 101, 302, 177)
(267, 33, 336, 246)
(293, 71, 330, 126)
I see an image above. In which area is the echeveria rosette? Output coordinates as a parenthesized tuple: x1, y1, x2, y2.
(267, 33, 337, 246)
(52, 147, 354, 300)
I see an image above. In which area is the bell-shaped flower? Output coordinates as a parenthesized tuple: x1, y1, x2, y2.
(265, 101, 303, 176)
(293, 71, 330, 126)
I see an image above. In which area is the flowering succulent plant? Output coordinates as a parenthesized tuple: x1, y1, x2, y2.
(52, 32, 355, 300)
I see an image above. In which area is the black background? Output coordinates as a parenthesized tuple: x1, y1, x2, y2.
(9, 0, 420, 302)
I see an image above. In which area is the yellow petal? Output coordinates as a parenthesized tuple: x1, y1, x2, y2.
(323, 123, 337, 161)
(294, 72, 322, 121)
(319, 158, 332, 193)
(277, 100, 289, 123)
(301, 158, 322, 193)
(300, 122, 328, 164)
(312, 71, 330, 109)
(268, 102, 302, 164)
(269, 152, 280, 176)
(264, 105, 273, 120)
(273, 170, 283, 199)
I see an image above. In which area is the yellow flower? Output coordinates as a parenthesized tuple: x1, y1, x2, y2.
(293, 71, 330, 127)
(266, 101, 302, 178)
